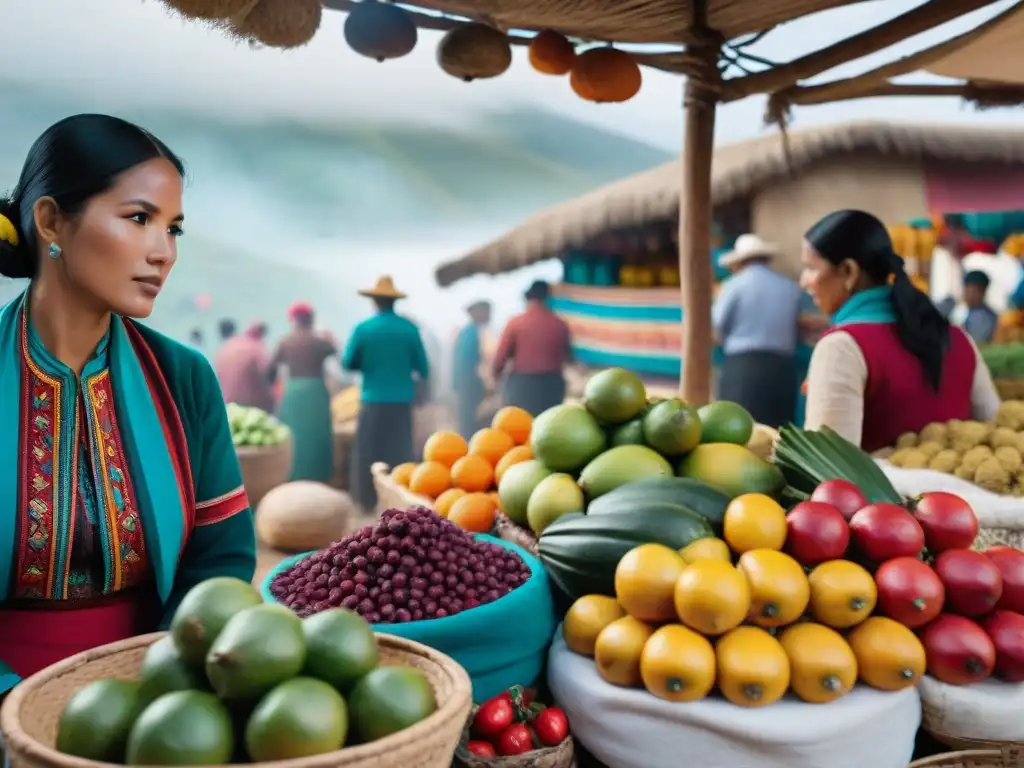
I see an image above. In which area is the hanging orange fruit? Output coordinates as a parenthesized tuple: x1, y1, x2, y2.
(528, 30, 575, 75)
(570, 47, 642, 104)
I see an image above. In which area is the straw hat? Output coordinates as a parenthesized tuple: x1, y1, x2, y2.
(358, 275, 407, 299)
(718, 234, 779, 268)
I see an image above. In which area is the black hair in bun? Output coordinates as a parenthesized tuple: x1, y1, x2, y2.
(0, 113, 185, 282)
(0, 195, 32, 279)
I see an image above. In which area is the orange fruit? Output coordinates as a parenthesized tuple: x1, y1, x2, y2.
(434, 488, 468, 518)
(409, 461, 451, 499)
(451, 454, 495, 493)
(489, 491, 503, 512)
(448, 493, 497, 533)
(469, 427, 516, 466)
(390, 462, 416, 487)
(492, 407, 533, 445)
(423, 431, 469, 468)
(494, 445, 533, 485)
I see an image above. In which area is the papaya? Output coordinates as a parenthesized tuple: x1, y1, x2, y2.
(640, 624, 715, 702)
(716, 626, 790, 708)
(779, 623, 858, 704)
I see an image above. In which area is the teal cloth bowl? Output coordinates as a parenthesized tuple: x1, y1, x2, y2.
(261, 535, 556, 703)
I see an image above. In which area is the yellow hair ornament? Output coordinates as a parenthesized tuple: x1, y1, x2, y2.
(0, 214, 18, 247)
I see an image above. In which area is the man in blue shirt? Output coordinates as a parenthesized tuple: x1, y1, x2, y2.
(712, 234, 805, 428)
(343, 275, 430, 512)
(453, 300, 492, 438)
(958, 270, 999, 345)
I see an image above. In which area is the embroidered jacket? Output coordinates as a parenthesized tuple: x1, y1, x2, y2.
(1, 304, 256, 623)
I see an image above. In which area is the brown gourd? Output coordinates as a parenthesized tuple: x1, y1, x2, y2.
(437, 24, 512, 82)
(232, 0, 322, 49)
(161, 0, 253, 21)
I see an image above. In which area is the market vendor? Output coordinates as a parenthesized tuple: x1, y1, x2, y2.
(950, 270, 999, 345)
(800, 209, 1001, 453)
(0, 114, 256, 691)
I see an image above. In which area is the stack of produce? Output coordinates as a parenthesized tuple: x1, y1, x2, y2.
(559, 478, 1024, 707)
(227, 403, 290, 448)
(56, 578, 437, 765)
(460, 686, 571, 759)
(389, 407, 536, 534)
(885, 401, 1024, 493)
(269, 507, 531, 622)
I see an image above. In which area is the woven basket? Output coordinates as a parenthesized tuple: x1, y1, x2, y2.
(910, 746, 1024, 767)
(237, 435, 293, 509)
(0, 632, 472, 768)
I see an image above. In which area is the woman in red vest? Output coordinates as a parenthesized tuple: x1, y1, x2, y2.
(799, 209, 1001, 453)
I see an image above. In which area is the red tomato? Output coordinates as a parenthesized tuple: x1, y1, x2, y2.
(472, 696, 515, 741)
(934, 548, 1003, 617)
(849, 503, 925, 563)
(497, 723, 534, 756)
(874, 557, 945, 628)
(785, 501, 850, 566)
(912, 492, 979, 553)
(985, 547, 1024, 614)
(921, 614, 995, 685)
(466, 741, 498, 757)
(810, 479, 868, 521)
(982, 610, 1024, 682)
(532, 707, 570, 747)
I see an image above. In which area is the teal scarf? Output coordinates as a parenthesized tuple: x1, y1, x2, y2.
(0, 292, 186, 603)
(832, 285, 897, 327)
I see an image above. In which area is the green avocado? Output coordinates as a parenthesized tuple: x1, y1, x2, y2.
(56, 678, 143, 763)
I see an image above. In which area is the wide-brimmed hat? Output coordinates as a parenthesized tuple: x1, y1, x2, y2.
(718, 234, 779, 268)
(358, 275, 407, 299)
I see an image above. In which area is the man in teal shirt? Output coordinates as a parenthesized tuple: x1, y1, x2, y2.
(343, 276, 430, 511)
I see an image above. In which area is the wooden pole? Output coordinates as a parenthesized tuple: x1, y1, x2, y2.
(678, 3, 720, 406)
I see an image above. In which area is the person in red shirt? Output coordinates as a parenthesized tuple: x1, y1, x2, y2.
(492, 280, 573, 416)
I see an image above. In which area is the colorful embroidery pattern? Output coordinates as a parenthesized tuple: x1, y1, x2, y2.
(86, 372, 148, 592)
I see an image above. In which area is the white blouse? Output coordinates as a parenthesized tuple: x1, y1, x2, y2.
(803, 331, 1001, 448)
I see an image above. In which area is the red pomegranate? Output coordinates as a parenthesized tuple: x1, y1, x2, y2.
(874, 557, 945, 628)
(981, 610, 1024, 682)
(984, 546, 1024, 614)
(785, 501, 851, 566)
(933, 548, 1003, 617)
(810, 479, 869, 521)
(912, 492, 979, 553)
(849, 503, 925, 563)
(921, 614, 995, 685)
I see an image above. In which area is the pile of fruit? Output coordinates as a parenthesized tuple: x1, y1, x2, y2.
(886, 401, 1024, 493)
(56, 578, 437, 765)
(269, 506, 531, 622)
(391, 367, 784, 538)
(461, 686, 570, 758)
(331, 385, 360, 425)
(389, 406, 536, 534)
(227, 403, 290, 448)
(561, 479, 1024, 708)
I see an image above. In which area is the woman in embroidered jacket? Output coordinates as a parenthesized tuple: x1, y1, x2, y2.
(800, 209, 1001, 453)
(0, 115, 257, 694)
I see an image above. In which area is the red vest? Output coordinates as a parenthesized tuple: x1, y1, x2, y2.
(825, 324, 975, 453)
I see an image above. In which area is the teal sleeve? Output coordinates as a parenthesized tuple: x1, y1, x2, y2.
(342, 326, 362, 371)
(160, 360, 256, 627)
(412, 327, 430, 379)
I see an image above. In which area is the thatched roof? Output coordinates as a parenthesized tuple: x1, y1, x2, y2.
(435, 119, 1024, 286)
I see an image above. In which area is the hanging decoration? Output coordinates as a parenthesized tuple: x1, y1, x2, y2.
(160, 0, 253, 21)
(232, 0, 322, 49)
(528, 30, 576, 76)
(343, 0, 418, 62)
(437, 23, 512, 82)
(569, 47, 642, 104)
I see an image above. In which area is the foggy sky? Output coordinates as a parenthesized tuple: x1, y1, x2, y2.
(0, 0, 1019, 150)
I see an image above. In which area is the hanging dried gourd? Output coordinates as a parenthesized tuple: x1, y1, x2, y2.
(437, 23, 512, 82)
(528, 30, 575, 75)
(344, 1, 418, 62)
(570, 47, 642, 103)
(233, 0, 321, 49)
(160, 0, 253, 21)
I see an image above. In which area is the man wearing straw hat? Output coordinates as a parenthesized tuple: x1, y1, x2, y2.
(343, 275, 430, 512)
(712, 234, 804, 428)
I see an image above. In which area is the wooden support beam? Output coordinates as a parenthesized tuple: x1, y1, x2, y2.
(722, 0, 998, 102)
(678, 0, 720, 406)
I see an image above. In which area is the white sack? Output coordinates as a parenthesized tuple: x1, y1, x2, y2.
(919, 675, 1024, 742)
(547, 631, 921, 768)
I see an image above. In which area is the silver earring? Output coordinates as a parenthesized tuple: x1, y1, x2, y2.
(48, 242, 61, 259)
